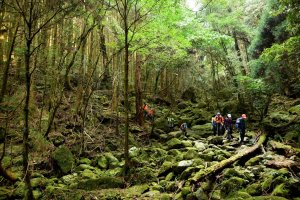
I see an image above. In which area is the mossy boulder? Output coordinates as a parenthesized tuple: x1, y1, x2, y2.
(194, 141, 207, 151)
(79, 158, 92, 165)
(245, 196, 288, 200)
(104, 152, 120, 168)
(226, 191, 251, 200)
(158, 161, 174, 177)
(220, 177, 247, 197)
(166, 138, 185, 150)
(74, 176, 124, 190)
(272, 183, 289, 197)
(288, 104, 300, 115)
(246, 182, 262, 196)
(183, 148, 199, 160)
(245, 156, 263, 166)
(52, 145, 74, 174)
(97, 155, 108, 169)
(0, 187, 11, 200)
(168, 131, 183, 139)
(190, 123, 213, 138)
(208, 136, 224, 145)
(262, 111, 296, 130)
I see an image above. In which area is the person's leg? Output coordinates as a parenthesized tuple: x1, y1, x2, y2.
(240, 129, 245, 144)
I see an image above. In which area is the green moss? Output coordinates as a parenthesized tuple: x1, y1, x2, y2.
(272, 183, 289, 197)
(246, 182, 262, 195)
(245, 156, 262, 166)
(288, 104, 300, 115)
(226, 191, 251, 200)
(0, 187, 11, 200)
(245, 196, 288, 200)
(166, 138, 184, 150)
(220, 177, 247, 197)
(52, 145, 74, 174)
(74, 176, 124, 190)
(183, 149, 199, 160)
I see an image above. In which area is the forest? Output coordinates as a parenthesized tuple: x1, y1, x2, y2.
(0, 0, 299, 199)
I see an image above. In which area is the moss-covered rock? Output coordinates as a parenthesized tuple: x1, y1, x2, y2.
(52, 145, 74, 174)
(0, 187, 11, 200)
(245, 196, 288, 200)
(183, 148, 199, 160)
(246, 182, 262, 196)
(208, 136, 224, 145)
(158, 161, 174, 177)
(182, 140, 193, 148)
(168, 131, 183, 139)
(97, 155, 108, 169)
(194, 141, 207, 151)
(104, 152, 120, 168)
(226, 191, 251, 200)
(79, 158, 92, 165)
(245, 156, 263, 166)
(220, 177, 247, 197)
(190, 123, 214, 138)
(262, 111, 296, 130)
(74, 176, 124, 190)
(166, 138, 185, 150)
(272, 183, 289, 197)
(288, 104, 300, 115)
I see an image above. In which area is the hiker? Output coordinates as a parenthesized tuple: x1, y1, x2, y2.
(213, 112, 224, 136)
(167, 115, 175, 131)
(142, 103, 154, 122)
(224, 114, 233, 141)
(236, 114, 247, 144)
(180, 122, 188, 136)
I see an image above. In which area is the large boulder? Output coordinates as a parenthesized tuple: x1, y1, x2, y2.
(190, 123, 214, 139)
(166, 138, 185, 150)
(52, 145, 74, 174)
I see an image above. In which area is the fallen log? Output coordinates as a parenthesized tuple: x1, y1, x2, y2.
(269, 140, 300, 157)
(265, 159, 300, 172)
(191, 133, 267, 183)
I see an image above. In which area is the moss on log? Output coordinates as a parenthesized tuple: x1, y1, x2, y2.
(269, 140, 300, 157)
(191, 133, 267, 183)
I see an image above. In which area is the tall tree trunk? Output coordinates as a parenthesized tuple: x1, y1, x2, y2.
(123, 6, 130, 176)
(135, 53, 143, 125)
(23, 37, 34, 200)
(0, 23, 18, 103)
(233, 30, 247, 76)
(99, 25, 111, 89)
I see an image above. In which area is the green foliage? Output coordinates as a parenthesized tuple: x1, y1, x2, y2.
(248, 0, 289, 59)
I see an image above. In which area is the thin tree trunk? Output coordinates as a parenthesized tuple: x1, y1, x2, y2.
(124, 5, 130, 176)
(0, 23, 19, 103)
(23, 38, 34, 200)
(233, 30, 247, 76)
(135, 53, 143, 125)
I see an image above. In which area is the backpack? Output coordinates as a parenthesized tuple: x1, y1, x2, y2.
(236, 118, 240, 129)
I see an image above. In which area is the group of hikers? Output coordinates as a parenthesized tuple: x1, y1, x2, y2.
(212, 112, 247, 144)
(142, 102, 247, 144)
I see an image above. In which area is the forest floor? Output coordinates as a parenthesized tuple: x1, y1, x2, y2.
(0, 93, 300, 200)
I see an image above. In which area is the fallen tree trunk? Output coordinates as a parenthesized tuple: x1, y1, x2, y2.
(265, 159, 300, 172)
(191, 133, 267, 183)
(269, 140, 300, 157)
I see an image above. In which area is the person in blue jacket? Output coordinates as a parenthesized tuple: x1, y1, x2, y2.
(236, 114, 247, 144)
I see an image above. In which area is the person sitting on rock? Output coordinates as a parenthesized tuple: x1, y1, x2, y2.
(180, 122, 188, 136)
(236, 114, 247, 144)
(224, 114, 233, 141)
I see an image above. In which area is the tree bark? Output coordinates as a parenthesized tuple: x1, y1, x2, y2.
(135, 53, 143, 125)
(233, 30, 247, 76)
(0, 23, 18, 103)
(192, 133, 267, 183)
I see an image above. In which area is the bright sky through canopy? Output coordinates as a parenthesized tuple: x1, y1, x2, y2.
(186, 0, 201, 12)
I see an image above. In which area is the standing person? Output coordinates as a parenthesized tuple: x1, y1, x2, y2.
(180, 122, 188, 136)
(211, 115, 217, 135)
(236, 114, 247, 144)
(224, 114, 233, 141)
(215, 112, 224, 136)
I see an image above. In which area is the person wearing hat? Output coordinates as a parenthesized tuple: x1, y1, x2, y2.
(236, 114, 247, 144)
(224, 114, 233, 141)
(213, 112, 224, 136)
